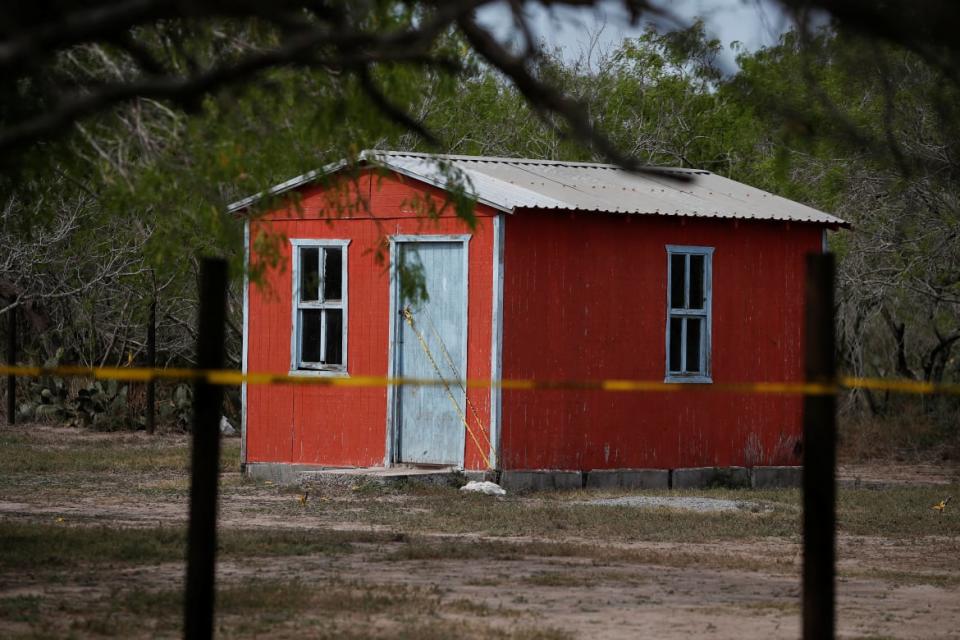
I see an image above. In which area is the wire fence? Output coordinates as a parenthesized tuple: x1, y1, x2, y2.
(3, 254, 956, 640)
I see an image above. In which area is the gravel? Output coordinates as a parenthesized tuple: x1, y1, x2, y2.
(581, 496, 769, 513)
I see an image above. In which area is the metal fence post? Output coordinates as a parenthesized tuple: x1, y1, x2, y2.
(6, 306, 16, 425)
(803, 252, 836, 640)
(184, 259, 228, 640)
(146, 298, 156, 434)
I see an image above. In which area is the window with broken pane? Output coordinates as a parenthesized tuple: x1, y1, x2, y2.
(293, 242, 348, 371)
(666, 246, 713, 381)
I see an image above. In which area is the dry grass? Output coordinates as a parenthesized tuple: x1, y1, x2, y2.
(0, 428, 238, 475)
(1, 578, 575, 640)
(1, 423, 959, 639)
(838, 404, 960, 463)
(0, 521, 404, 572)
(316, 483, 960, 542)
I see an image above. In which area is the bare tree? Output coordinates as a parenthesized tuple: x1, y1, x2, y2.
(0, 1, 673, 174)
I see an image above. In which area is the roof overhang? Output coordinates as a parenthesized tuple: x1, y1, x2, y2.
(226, 151, 514, 215)
(227, 150, 848, 228)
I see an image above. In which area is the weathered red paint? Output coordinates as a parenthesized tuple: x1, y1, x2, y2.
(246, 167, 826, 472)
(499, 210, 820, 470)
(245, 170, 495, 469)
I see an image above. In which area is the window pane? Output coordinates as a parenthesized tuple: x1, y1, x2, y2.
(686, 317, 702, 373)
(300, 248, 320, 302)
(670, 254, 685, 309)
(323, 248, 342, 301)
(669, 317, 683, 372)
(324, 309, 343, 365)
(689, 254, 705, 310)
(300, 309, 322, 363)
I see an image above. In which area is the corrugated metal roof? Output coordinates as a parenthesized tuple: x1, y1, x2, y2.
(228, 150, 846, 226)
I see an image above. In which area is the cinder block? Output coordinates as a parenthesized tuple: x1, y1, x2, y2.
(585, 469, 670, 490)
(751, 466, 802, 489)
(499, 470, 583, 493)
(671, 466, 750, 489)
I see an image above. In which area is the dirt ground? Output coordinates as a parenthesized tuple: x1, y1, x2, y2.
(1, 425, 959, 639)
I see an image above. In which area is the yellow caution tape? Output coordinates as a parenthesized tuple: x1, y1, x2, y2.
(1, 364, 960, 396)
(840, 376, 960, 396)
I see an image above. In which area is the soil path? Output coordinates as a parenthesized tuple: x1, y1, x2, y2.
(2, 425, 959, 639)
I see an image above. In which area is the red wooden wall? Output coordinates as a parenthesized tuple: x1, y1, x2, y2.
(245, 170, 495, 469)
(499, 210, 823, 470)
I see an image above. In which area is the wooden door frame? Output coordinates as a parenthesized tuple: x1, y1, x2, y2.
(385, 234, 471, 468)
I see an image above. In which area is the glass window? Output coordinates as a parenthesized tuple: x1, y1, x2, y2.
(293, 241, 348, 372)
(300, 248, 320, 302)
(666, 246, 712, 381)
(323, 248, 342, 301)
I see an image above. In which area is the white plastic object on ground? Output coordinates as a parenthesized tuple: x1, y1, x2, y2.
(460, 480, 506, 496)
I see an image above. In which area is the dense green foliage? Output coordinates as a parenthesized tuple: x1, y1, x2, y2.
(730, 31, 960, 426)
(1, 20, 958, 435)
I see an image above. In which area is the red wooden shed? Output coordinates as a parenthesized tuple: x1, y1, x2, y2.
(233, 151, 845, 482)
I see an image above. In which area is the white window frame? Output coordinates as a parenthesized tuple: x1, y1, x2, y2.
(290, 238, 350, 376)
(665, 245, 713, 383)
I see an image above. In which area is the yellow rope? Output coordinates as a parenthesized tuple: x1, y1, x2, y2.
(399, 308, 492, 469)
(3, 364, 960, 396)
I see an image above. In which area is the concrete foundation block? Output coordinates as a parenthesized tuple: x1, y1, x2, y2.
(499, 470, 583, 493)
(247, 463, 463, 488)
(245, 462, 325, 485)
(671, 466, 750, 489)
(300, 471, 388, 490)
(301, 468, 462, 490)
(462, 469, 500, 484)
(585, 469, 670, 490)
(750, 466, 802, 489)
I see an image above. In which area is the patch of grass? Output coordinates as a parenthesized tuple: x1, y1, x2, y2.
(340, 483, 960, 542)
(0, 595, 43, 623)
(305, 620, 574, 640)
(0, 521, 186, 569)
(0, 429, 240, 475)
(219, 527, 394, 558)
(445, 597, 498, 616)
(520, 568, 644, 588)
(738, 600, 801, 614)
(120, 586, 184, 618)
(499, 627, 575, 640)
(845, 568, 960, 588)
(0, 521, 403, 570)
(386, 538, 526, 562)
(122, 578, 314, 617)
(360, 489, 801, 543)
(135, 476, 192, 496)
(69, 615, 121, 636)
(87, 579, 531, 639)
(0, 430, 185, 474)
(837, 486, 960, 537)
(464, 576, 507, 586)
(521, 571, 587, 587)
(384, 536, 784, 574)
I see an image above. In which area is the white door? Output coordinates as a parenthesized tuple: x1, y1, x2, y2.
(393, 240, 467, 465)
